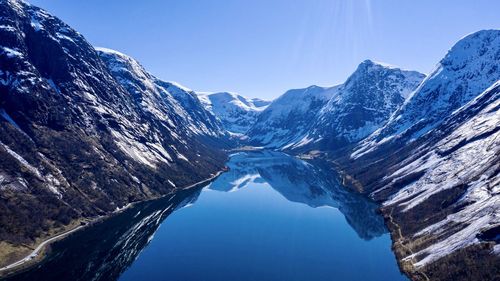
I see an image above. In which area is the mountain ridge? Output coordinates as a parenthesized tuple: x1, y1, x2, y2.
(197, 91, 270, 134)
(327, 30, 500, 280)
(353, 29, 500, 158)
(247, 60, 425, 150)
(0, 0, 228, 268)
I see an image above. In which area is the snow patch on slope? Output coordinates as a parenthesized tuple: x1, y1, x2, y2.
(382, 81, 500, 267)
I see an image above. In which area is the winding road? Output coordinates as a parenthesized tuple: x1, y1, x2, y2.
(0, 169, 225, 274)
(0, 225, 84, 273)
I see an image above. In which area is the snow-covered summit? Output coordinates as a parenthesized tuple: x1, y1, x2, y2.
(96, 48, 225, 138)
(300, 60, 425, 149)
(247, 60, 425, 150)
(353, 59, 425, 98)
(94, 47, 128, 57)
(197, 91, 270, 134)
(353, 29, 500, 158)
(246, 84, 340, 148)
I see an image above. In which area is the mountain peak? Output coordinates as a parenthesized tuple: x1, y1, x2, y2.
(360, 59, 390, 67)
(247, 59, 424, 149)
(440, 29, 499, 68)
(347, 60, 425, 91)
(95, 47, 130, 59)
(342, 60, 425, 100)
(453, 29, 499, 46)
(354, 29, 500, 157)
(355, 59, 420, 74)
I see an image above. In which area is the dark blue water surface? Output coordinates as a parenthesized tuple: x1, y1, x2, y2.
(7, 151, 407, 281)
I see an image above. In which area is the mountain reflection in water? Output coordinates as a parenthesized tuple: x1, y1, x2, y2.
(5, 189, 201, 281)
(209, 151, 386, 240)
(6, 151, 397, 281)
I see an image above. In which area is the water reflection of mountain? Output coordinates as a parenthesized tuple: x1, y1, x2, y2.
(209, 151, 387, 240)
(6, 151, 386, 281)
(5, 190, 201, 281)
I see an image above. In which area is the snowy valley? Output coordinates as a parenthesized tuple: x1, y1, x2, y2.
(197, 91, 270, 135)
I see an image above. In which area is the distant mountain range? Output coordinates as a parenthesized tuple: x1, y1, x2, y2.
(197, 92, 270, 135)
(0, 0, 498, 280)
(202, 29, 500, 280)
(247, 60, 425, 149)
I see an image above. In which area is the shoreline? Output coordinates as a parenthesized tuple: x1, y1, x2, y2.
(0, 225, 85, 273)
(300, 152, 417, 280)
(382, 207, 430, 281)
(0, 169, 225, 278)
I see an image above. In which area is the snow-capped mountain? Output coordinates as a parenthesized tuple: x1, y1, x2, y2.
(0, 0, 498, 279)
(96, 48, 226, 139)
(333, 30, 500, 280)
(288, 60, 424, 150)
(378, 81, 499, 276)
(247, 85, 338, 148)
(247, 61, 424, 150)
(197, 92, 270, 134)
(345, 80, 500, 281)
(0, 0, 228, 253)
(353, 30, 500, 158)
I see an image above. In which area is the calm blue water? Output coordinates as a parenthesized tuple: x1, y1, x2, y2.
(118, 151, 407, 281)
(6, 151, 406, 281)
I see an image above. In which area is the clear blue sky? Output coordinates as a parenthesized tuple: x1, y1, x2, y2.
(29, 0, 500, 99)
